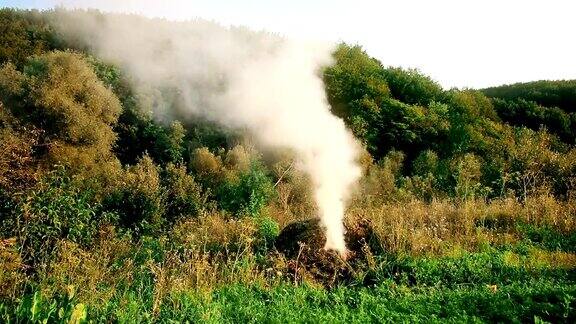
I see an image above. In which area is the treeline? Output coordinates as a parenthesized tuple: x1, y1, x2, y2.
(483, 80, 576, 144)
(325, 45, 576, 200)
(483, 80, 576, 113)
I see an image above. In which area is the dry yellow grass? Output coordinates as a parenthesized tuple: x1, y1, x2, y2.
(39, 226, 134, 307)
(0, 238, 24, 299)
(342, 195, 575, 255)
(503, 248, 576, 270)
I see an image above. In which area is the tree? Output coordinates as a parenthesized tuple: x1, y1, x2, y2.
(0, 51, 122, 166)
(0, 9, 56, 67)
(383, 67, 445, 106)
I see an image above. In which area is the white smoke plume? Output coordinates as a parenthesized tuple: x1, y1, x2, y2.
(50, 6, 361, 255)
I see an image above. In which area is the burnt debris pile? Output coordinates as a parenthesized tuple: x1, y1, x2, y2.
(275, 218, 382, 286)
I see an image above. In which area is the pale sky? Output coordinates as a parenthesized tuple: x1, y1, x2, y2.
(1, 0, 575, 89)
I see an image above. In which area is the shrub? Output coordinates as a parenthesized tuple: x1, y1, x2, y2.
(104, 156, 165, 235)
(0, 238, 24, 299)
(189, 147, 224, 188)
(0, 127, 41, 194)
(217, 160, 274, 217)
(172, 212, 256, 254)
(383, 67, 445, 106)
(451, 153, 489, 199)
(354, 163, 397, 206)
(255, 215, 280, 249)
(412, 150, 439, 176)
(162, 163, 205, 223)
(16, 168, 118, 265)
(223, 145, 252, 173)
(0, 51, 124, 192)
(0, 9, 56, 67)
(22, 51, 121, 150)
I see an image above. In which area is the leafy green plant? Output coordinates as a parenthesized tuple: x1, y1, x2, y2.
(255, 215, 280, 251)
(16, 167, 118, 265)
(217, 160, 274, 217)
(518, 224, 576, 253)
(1, 286, 87, 323)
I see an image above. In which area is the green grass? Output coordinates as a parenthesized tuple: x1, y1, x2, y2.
(2, 244, 574, 323)
(2, 279, 574, 323)
(517, 224, 576, 252)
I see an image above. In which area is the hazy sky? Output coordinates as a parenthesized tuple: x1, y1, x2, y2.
(2, 0, 575, 89)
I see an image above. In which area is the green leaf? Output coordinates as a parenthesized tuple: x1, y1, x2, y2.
(68, 303, 87, 324)
(31, 291, 41, 321)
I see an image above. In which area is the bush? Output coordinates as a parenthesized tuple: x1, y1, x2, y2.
(223, 145, 252, 172)
(104, 156, 165, 235)
(0, 9, 56, 67)
(217, 160, 274, 217)
(189, 147, 224, 188)
(383, 67, 445, 106)
(451, 153, 489, 199)
(412, 150, 439, 176)
(115, 111, 187, 167)
(16, 168, 118, 265)
(0, 238, 23, 299)
(255, 215, 280, 249)
(0, 51, 124, 190)
(0, 127, 40, 194)
(22, 51, 121, 150)
(162, 163, 205, 223)
(172, 212, 256, 254)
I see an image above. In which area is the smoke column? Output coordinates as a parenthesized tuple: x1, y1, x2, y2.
(51, 7, 361, 255)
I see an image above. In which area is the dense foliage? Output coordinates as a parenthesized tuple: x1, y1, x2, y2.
(482, 81, 576, 144)
(483, 80, 576, 112)
(0, 9, 574, 322)
(325, 44, 575, 200)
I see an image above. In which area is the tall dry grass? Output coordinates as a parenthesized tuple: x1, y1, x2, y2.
(346, 195, 575, 255)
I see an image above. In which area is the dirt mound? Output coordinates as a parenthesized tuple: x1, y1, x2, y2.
(275, 218, 382, 286)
